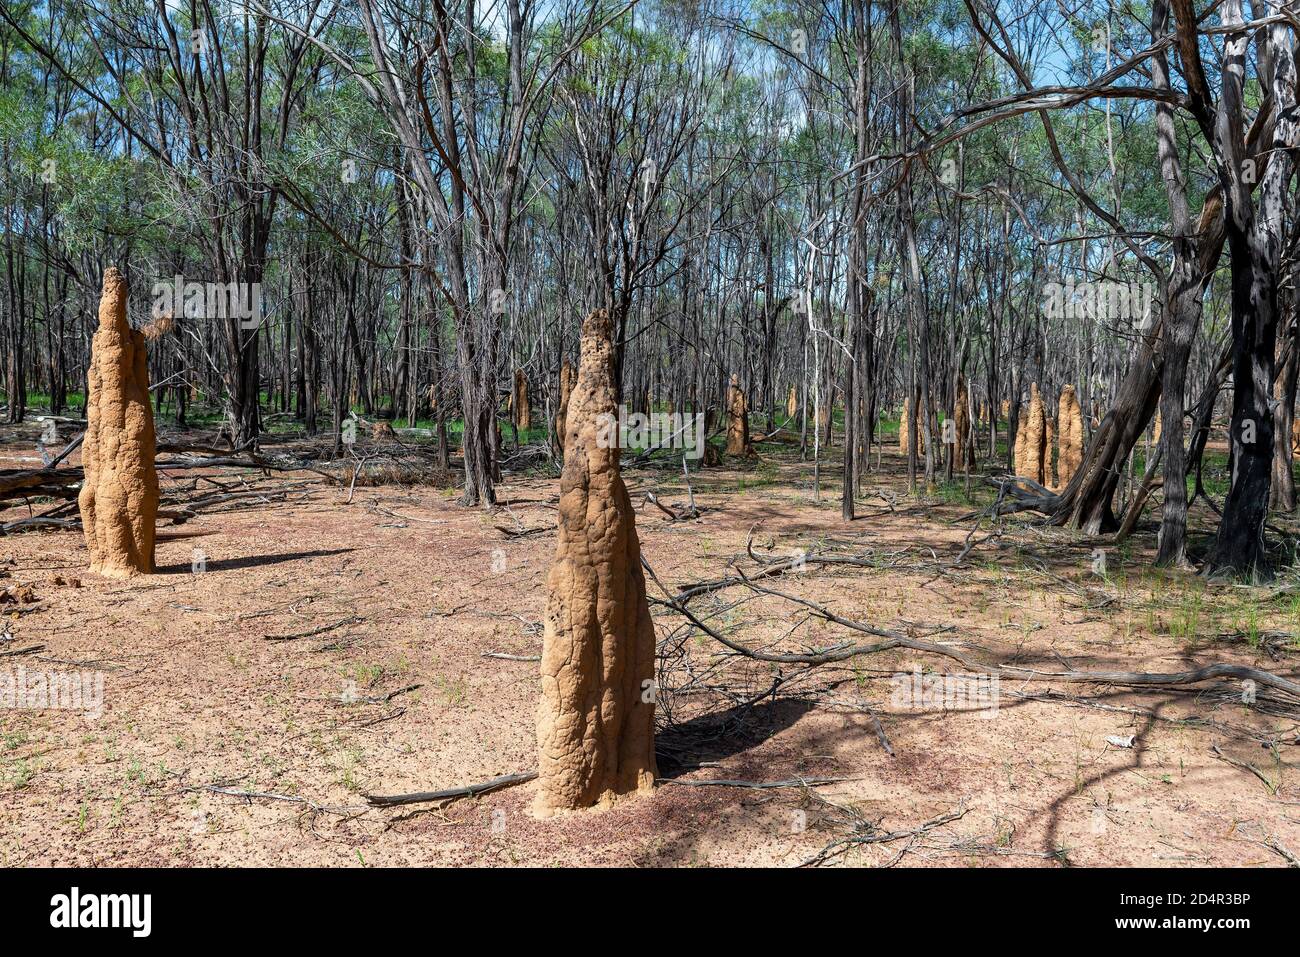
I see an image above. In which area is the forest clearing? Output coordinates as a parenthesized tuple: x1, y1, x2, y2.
(0, 0, 1297, 915)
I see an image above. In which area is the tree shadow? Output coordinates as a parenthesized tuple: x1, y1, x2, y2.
(156, 547, 355, 574)
(655, 696, 817, 779)
(1034, 700, 1161, 865)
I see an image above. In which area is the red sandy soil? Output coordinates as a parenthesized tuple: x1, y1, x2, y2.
(1, 421, 1298, 866)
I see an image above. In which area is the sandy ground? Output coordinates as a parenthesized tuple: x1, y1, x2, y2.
(2, 421, 1299, 867)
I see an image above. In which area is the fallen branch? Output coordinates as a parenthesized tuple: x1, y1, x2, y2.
(344, 683, 423, 706)
(646, 555, 1300, 707)
(192, 783, 363, 817)
(0, 644, 46, 658)
(263, 615, 363, 642)
(1010, 662, 1300, 701)
(364, 770, 539, 808)
(644, 491, 700, 522)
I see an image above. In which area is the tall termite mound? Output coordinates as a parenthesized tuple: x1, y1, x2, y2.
(1013, 411, 1026, 475)
(78, 267, 159, 577)
(552, 358, 575, 460)
(1028, 384, 1047, 484)
(1045, 416, 1058, 489)
(726, 374, 753, 456)
(952, 376, 975, 470)
(512, 369, 531, 432)
(1013, 383, 1046, 484)
(1057, 385, 1084, 488)
(535, 310, 657, 816)
(899, 397, 911, 454)
(786, 384, 797, 420)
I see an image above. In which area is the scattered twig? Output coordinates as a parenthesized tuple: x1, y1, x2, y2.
(1211, 743, 1280, 794)
(1262, 837, 1300, 867)
(800, 801, 970, 868)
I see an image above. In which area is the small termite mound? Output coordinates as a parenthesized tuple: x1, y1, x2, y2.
(725, 374, 753, 457)
(817, 402, 832, 433)
(78, 267, 159, 578)
(140, 313, 175, 341)
(512, 368, 532, 432)
(1057, 385, 1084, 488)
(534, 309, 657, 816)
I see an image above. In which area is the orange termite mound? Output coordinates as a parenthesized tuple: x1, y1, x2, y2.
(511, 368, 531, 432)
(534, 310, 657, 816)
(726, 374, 753, 456)
(786, 384, 797, 420)
(1045, 416, 1058, 489)
(1013, 383, 1046, 485)
(551, 358, 575, 460)
(78, 267, 159, 578)
(1057, 385, 1084, 488)
(899, 397, 911, 454)
(953, 376, 975, 470)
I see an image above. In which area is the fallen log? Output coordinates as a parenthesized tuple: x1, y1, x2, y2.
(0, 449, 331, 508)
(0, 468, 81, 500)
